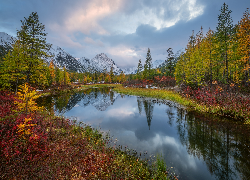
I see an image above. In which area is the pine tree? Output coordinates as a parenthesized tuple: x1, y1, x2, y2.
(136, 59, 143, 80)
(17, 12, 51, 86)
(165, 48, 175, 77)
(144, 48, 153, 79)
(216, 3, 234, 84)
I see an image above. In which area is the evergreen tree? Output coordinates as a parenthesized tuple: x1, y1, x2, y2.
(144, 48, 153, 79)
(216, 3, 234, 84)
(165, 48, 175, 77)
(136, 59, 143, 80)
(17, 12, 51, 86)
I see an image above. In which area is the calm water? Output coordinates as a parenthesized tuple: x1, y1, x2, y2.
(37, 88, 250, 180)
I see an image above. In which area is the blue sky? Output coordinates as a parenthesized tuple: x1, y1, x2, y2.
(0, 0, 249, 68)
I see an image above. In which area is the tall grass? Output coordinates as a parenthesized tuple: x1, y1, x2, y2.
(113, 86, 194, 108)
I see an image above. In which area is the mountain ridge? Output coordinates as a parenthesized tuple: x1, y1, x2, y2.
(0, 32, 164, 75)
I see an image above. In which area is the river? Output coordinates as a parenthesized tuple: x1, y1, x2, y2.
(37, 87, 250, 180)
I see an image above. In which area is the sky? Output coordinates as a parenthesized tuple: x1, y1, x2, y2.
(0, 0, 249, 69)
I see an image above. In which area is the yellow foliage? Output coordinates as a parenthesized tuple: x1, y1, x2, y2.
(17, 117, 37, 137)
(15, 83, 43, 113)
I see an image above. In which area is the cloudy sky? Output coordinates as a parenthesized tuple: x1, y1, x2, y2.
(0, 0, 249, 68)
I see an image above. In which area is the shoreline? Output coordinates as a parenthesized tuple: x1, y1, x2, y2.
(37, 83, 250, 123)
(113, 86, 250, 124)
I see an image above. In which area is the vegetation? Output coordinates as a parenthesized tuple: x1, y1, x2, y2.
(122, 3, 250, 123)
(175, 4, 250, 87)
(0, 12, 176, 180)
(113, 86, 193, 108)
(1, 2, 250, 178)
(0, 85, 178, 179)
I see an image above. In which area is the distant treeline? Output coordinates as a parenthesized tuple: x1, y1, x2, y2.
(0, 12, 126, 93)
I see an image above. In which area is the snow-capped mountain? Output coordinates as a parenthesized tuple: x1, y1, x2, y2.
(0, 32, 15, 46)
(48, 45, 85, 72)
(122, 67, 138, 74)
(79, 53, 122, 74)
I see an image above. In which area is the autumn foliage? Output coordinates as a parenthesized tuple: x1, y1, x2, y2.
(0, 88, 174, 179)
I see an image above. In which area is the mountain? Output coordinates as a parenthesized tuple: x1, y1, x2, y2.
(79, 53, 122, 74)
(48, 45, 85, 72)
(0, 32, 15, 46)
(122, 67, 138, 74)
(0, 32, 164, 75)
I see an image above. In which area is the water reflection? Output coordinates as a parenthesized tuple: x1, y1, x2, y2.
(37, 88, 118, 115)
(37, 88, 250, 180)
(179, 112, 250, 180)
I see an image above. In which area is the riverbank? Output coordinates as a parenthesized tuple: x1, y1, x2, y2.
(38, 83, 250, 123)
(0, 89, 177, 179)
(38, 83, 122, 96)
(113, 86, 250, 124)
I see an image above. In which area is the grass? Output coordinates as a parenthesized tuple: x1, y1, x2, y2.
(113, 86, 250, 124)
(113, 86, 195, 108)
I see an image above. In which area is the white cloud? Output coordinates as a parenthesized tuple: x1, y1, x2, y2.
(63, 0, 123, 35)
(103, 0, 204, 34)
(107, 107, 137, 119)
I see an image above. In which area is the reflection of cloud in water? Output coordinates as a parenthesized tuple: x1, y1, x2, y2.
(107, 108, 137, 119)
(111, 129, 198, 172)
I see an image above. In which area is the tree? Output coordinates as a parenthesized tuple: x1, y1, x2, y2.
(136, 59, 143, 80)
(144, 48, 153, 79)
(55, 67, 63, 85)
(216, 3, 234, 84)
(236, 8, 250, 84)
(119, 71, 126, 83)
(203, 28, 217, 84)
(0, 40, 27, 93)
(17, 12, 51, 86)
(109, 66, 114, 83)
(165, 48, 175, 77)
(63, 66, 70, 85)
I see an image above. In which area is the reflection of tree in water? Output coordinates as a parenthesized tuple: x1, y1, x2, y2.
(166, 105, 174, 126)
(143, 100, 154, 130)
(174, 111, 250, 180)
(137, 97, 143, 115)
(137, 97, 154, 130)
(37, 88, 119, 114)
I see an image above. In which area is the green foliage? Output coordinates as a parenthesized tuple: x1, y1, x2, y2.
(175, 4, 250, 87)
(164, 48, 176, 77)
(144, 48, 153, 79)
(0, 40, 27, 92)
(215, 3, 234, 84)
(16, 12, 51, 87)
